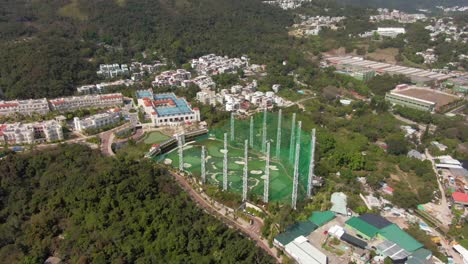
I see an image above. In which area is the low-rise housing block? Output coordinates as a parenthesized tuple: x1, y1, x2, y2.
(0, 98, 50, 116)
(0, 120, 63, 144)
(49, 93, 124, 112)
(74, 111, 121, 132)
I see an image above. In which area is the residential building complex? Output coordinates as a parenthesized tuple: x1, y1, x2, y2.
(0, 120, 63, 144)
(49, 93, 124, 112)
(196, 81, 290, 113)
(74, 111, 121, 132)
(292, 15, 345, 36)
(152, 69, 192, 87)
(190, 54, 249, 76)
(262, 0, 311, 10)
(97, 64, 129, 78)
(136, 89, 200, 127)
(324, 56, 452, 84)
(77, 80, 134, 94)
(0, 98, 50, 116)
(385, 84, 462, 112)
(0, 93, 124, 116)
(370, 9, 426, 23)
(425, 18, 468, 43)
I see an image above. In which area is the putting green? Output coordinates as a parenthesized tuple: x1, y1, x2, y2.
(144, 131, 170, 144)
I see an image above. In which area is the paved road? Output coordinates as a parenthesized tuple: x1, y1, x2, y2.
(99, 123, 135, 156)
(169, 171, 281, 263)
(424, 149, 451, 227)
(423, 149, 464, 264)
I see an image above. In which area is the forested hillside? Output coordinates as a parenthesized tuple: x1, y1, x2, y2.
(0, 145, 274, 263)
(0, 0, 292, 99)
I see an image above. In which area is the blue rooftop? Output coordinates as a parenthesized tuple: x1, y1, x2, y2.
(136, 90, 153, 99)
(154, 93, 194, 117)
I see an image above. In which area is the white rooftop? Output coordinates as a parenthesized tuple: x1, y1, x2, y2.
(285, 236, 328, 264)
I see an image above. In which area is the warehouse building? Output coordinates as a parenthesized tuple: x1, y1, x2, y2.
(308, 211, 336, 227)
(345, 217, 380, 240)
(274, 221, 318, 248)
(285, 236, 328, 264)
(385, 84, 462, 112)
(325, 56, 452, 84)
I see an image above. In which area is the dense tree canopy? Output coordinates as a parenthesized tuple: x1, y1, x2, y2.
(0, 145, 274, 263)
(0, 0, 293, 99)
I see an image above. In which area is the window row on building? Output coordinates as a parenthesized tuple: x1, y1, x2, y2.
(0, 93, 124, 116)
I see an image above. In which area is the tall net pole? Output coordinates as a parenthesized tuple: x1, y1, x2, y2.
(242, 139, 248, 202)
(261, 108, 267, 153)
(178, 134, 184, 172)
(296, 121, 302, 146)
(249, 116, 254, 148)
(230, 112, 235, 141)
(289, 113, 296, 163)
(292, 142, 300, 210)
(264, 142, 270, 203)
(276, 109, 282, 159)
(307, 128, 316, 198)
(223, 133, 228, 191)
(201, 145, 206, 184)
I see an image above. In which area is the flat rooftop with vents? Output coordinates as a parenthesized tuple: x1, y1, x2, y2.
(385, 84, 462, 112)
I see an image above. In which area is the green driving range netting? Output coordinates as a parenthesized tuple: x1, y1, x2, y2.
(157, 111, 314, 203)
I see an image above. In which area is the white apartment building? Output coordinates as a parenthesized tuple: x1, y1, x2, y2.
(189, 75, 216, 89)
(74, 111, 121, 132)
(377, 27, 406, 38)
(77, 80, 135, 94)
(49, 93, 123, 112)
(97, 64, 130, 78)
(0, 120, 63, 145)
(40, 120, 64, 142)
(0, 98, 50, 116)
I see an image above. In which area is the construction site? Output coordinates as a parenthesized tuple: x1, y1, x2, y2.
(149, 110, 320, 206)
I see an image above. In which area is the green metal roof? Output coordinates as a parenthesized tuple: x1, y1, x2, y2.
(405, 248, 432, 264)
(345, 217, 380, 238)
(308, 211, 336, 227)
(411, 248, 432, 259)
(378, 224, 423, 252)
(274, 221, 318, 246)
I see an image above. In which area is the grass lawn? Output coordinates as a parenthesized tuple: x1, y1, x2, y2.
(144, 131, 171, 144)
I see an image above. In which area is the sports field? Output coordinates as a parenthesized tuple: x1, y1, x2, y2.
(157, 111, 313, 203)
(162, 137, 304, 202)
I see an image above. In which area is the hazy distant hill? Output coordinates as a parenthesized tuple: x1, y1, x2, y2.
(334, 0, 468, 11)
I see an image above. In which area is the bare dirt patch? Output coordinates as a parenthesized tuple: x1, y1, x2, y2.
(366, 48, 399, 64)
